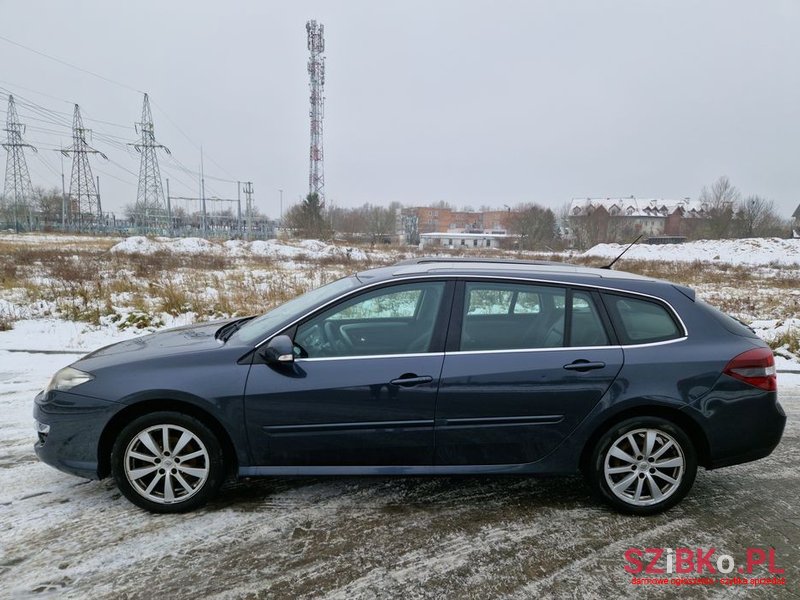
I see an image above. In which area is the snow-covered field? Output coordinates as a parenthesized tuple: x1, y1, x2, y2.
(109, 235, 381, 262)
(585, 237, 800, 267)
(1, 233, 799, 597)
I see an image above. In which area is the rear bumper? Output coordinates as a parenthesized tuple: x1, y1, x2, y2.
(686, 381, 786, 470)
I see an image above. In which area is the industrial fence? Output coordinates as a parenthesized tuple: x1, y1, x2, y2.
(0, 208, 277, 240)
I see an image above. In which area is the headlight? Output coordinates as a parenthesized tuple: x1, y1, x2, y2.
(45, 367, 94, 393)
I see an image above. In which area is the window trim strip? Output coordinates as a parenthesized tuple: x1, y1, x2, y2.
(255, 273, 689, 352)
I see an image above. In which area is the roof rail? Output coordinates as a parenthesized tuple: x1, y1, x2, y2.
(394, 256, 566, 267)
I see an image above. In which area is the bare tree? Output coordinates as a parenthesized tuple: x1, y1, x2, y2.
(734, 195, 787, 238)
(35, 186, 63, 225)
(569, 206, 611, 249)
(429, 200, 452, 210)
(698, 176, 739, 238)
(365, 203, 397, 244)
(509, 203, 557, 250)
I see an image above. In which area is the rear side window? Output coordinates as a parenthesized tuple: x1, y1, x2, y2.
(570, 291, 610, 347)
(602, 293, 683, 345)
(458, 283, 612, 351)
(465, 286, 541, 315)
(460, 282, 564, 351)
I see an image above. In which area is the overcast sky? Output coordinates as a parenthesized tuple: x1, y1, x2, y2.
(1, 0, 799, 218)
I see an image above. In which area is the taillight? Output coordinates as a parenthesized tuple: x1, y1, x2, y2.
(723, 347, 777, 391)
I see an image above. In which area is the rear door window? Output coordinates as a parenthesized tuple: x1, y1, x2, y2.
(458, 283, 614, 351)
(602, 293, 682, 344)
(460, 282, 565, 351)
(570, 291, 610, 346)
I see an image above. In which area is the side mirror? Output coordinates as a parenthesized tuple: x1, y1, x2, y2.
(261, 335, 295, 365)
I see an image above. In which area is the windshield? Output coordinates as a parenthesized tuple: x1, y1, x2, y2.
(233, 276, 361, 344)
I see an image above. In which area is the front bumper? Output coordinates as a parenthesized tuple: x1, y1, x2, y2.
(33, 389, 121, 480)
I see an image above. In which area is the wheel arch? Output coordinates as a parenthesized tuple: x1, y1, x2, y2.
(98, 399, 239, 479)
(578, 404, 711, 474)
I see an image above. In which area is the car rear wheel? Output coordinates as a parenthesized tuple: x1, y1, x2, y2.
(587, 417, 697, 515)
(111, 411, 225, 513)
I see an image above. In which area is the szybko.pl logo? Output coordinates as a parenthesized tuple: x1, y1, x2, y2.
(624, 547, 786, 587)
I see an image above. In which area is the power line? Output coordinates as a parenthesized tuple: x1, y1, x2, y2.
(94, 167, 137, 187)
(0, 83, 243, 206)
(150, 98, 238, 181)
(0, 90, 134, 132)
(2, 88, 238, 188)
(0, 33, 142, 94)
(33, 150, 62, 178)
(0, 78, 75, 106)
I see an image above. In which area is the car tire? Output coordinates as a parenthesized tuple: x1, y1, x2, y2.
(111, 411, 225, 513)
(587, 416, 697, 515)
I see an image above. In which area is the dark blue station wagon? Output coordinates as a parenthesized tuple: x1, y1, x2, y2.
(34, 259, 786, 514)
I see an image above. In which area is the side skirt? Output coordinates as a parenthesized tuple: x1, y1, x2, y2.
(239, 464, 553, 476)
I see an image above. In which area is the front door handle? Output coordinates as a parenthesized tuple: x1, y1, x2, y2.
(390, 374, 433, 387)
(563, 360, 606, 372)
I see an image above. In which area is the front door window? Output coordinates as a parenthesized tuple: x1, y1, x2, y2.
(294, 281, 446, 358)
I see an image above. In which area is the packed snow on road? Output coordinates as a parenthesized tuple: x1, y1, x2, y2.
(1, 235, 798, 597)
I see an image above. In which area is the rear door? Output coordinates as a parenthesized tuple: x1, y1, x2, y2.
(434, 280, 624, 465)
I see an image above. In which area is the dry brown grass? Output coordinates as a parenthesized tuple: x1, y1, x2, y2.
(0, 310, 15, 331)
(766, 328, 800, 353)
(120, 251, 231, 278)
(2, 235, 799, 332)
(0, 257, 17, 288)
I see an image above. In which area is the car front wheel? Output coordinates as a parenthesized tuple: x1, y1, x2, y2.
(588, 417, 697, 515)
(111, 411, 225, 513)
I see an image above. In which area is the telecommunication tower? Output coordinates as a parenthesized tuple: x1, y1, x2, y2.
(2, 95, 37, 231)
(131, 93, 170, 230)
(306, 20, 325, 201)
(61, 104, 107, 225)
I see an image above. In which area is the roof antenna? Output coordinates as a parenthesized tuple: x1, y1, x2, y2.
(602, 234, 643, 269)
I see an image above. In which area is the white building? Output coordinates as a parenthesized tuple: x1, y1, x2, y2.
(568, 197, 711, 237)
(419, 231, 518, 249)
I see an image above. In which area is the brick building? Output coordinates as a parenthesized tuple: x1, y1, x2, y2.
(398, 207, 516, 244)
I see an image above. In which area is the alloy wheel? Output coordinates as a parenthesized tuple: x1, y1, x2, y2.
(123, 424, 210, 504)
(603, 427, 685, 507)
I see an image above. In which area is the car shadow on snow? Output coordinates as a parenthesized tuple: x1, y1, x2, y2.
(209, 475, 594, 514)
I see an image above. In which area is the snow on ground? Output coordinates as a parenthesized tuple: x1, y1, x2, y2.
(0, 317, 189, 353)
(0, 233, 119, 246)
(0, 339, 797, 598)
(584, 237, 800, 267)
(111, 235, 377, 261)
(2, 234, 800, 596)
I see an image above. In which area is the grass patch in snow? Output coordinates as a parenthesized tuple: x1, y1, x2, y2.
(767, 328, 800, 355)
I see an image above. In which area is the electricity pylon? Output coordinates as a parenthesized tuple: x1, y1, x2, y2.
(2, 95, 37, 232)
(131, 93, 170, 232)
(60, 104, 106, 228)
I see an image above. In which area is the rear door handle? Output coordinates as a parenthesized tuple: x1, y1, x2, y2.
(390, 374, 433, 387)
(563, 360, 606, 372)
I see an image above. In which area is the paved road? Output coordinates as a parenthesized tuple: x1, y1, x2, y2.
(1, 352, 797, 599)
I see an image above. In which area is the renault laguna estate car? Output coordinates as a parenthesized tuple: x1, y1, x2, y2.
(34, 258, 786, 514)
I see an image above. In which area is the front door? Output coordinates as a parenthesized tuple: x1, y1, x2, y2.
(244, 280, 452, 467)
